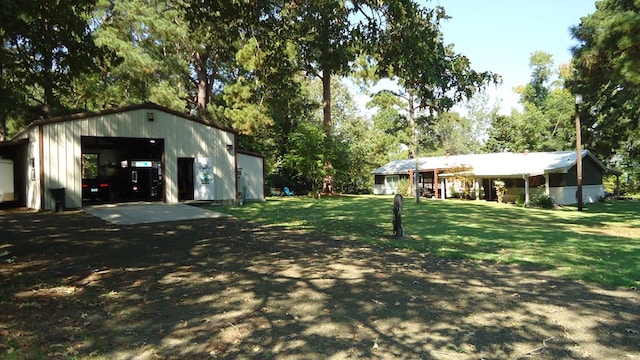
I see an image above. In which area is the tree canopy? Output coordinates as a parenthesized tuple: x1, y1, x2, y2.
(484, 51, 575, 154)
(571, 0, 640, 164)
(9, 0, 600, 194)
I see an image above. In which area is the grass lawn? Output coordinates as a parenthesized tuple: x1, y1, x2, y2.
(217, 195, 640, 288)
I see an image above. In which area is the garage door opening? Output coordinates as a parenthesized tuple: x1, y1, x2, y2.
(81, 136, 164, 205)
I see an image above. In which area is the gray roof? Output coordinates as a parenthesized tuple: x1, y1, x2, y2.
(372, 150, 609, 178)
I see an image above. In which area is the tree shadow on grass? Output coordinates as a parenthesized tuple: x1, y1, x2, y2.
(0, 210, 638, 359)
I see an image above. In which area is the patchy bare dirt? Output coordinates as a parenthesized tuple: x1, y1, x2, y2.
(0, 208, 638, 359)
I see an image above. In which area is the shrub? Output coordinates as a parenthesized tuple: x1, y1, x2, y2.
(396, 178, 410, 196)
(494, 180, 506, 203)
(450, 188, 461, 199)
(531, 193, 555, 209)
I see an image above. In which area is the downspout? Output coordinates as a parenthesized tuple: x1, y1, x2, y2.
(523, 174, 530, 207)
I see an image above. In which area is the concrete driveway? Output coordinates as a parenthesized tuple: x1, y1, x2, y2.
(84, 202, 229, 225)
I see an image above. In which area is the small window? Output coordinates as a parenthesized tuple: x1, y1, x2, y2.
(82, 154, 99, 179)
(386, 175, 400, 187)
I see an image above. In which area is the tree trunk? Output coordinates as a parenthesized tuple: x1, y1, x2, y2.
(408, 89, 416, 159)
(321, 68, 334, 194)
(0, 116, 6, 142)
(194, 49, 212, 110)
(321, 70, 332, 136)
(42, 61, 54, 118)
(0, 61, 5, 141)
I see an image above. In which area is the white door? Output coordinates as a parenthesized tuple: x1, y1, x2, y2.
(194, 158, 215, 200)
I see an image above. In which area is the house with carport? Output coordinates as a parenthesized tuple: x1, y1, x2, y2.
(372, 150, 615, 205)
(0, 102, 264, 211)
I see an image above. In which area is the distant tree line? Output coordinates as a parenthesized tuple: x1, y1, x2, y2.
(1, 0, 638, 193)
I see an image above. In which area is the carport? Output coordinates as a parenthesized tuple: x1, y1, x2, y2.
(0, 138, 28, 207)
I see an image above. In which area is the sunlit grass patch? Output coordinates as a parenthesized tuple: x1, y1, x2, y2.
(217, 196, 640, 287)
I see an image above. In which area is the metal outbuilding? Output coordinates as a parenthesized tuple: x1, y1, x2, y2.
(4, 103, 264, 211)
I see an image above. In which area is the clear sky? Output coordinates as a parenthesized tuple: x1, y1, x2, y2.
(437, 0, 597, 114)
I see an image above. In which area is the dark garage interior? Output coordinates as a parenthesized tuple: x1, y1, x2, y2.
(81, 136, 164, 205)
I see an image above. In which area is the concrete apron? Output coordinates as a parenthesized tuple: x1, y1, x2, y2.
(84, 202, 229, 225)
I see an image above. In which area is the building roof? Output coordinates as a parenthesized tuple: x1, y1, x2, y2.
(10, 102, 237, 141)
(372, 150, 610, 178)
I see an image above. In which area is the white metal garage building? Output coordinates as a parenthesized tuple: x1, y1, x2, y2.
(1, 103, 264, 211)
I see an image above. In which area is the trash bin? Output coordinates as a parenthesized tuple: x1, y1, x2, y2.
(50, 188, 65, 212)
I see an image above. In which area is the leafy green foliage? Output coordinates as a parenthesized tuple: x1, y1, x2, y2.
(395, 178, 410, 196)
(571, 0, 640, 179)
(91, 0, 190, 109)
(283, 121, 327, 194)
(485, 51, 575, 153)
(373, 3, 498, 112)
(1, 0, 103, 121)
(530, 193, 556, 209)
(421, 112, 480, 155)
(367, 91, 410, 161)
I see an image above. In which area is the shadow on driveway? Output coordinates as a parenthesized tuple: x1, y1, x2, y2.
(0, 209, 638, 359)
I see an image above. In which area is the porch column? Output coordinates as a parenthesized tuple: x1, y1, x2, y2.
(408, 169, 414, 196)
(544, 173, 550, 196)
(475, 178, 480, 200)
(433, 170, 439, 199)
(443, 178, 447, 199)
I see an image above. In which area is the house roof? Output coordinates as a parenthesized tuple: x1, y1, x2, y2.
(10, 102, 237, 141)
(372, 150, 610, 178)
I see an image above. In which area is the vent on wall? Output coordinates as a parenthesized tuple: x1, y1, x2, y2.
(147, 112, 155, 122)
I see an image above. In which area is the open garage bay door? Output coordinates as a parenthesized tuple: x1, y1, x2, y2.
(81, 136, 164, 204)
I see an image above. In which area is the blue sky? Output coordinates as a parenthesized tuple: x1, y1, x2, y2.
(437, 0, 597, 114)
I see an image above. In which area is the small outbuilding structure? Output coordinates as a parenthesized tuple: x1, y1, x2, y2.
(372, 150, 614, 205)
(0, 103, 265, 210)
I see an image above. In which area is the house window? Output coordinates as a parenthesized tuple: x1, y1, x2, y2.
(82, 154, 99, 179)
(385, 175, 399, 188)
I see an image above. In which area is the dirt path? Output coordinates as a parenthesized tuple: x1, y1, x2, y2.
(1, 209, 638, 359)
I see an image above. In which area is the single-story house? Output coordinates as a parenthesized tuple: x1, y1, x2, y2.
(372, 150, 614, 205)
(0, 102, 265, 211)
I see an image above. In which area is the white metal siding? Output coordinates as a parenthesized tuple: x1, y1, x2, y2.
(237, 153, 264, 200)
(37, 108, 236, 210)
(549, 185, 604, 205)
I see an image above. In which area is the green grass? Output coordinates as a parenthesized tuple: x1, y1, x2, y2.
(215, 195, 640, 288)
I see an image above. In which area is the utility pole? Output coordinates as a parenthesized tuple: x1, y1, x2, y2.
(574, 73, 583, 211)
(408, 90, 420, 204)
(415, 135, 419, 204)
